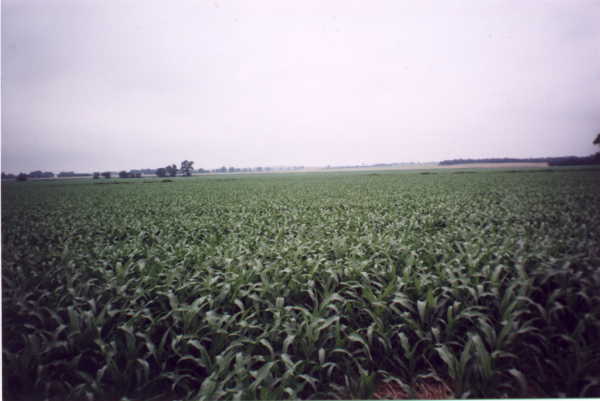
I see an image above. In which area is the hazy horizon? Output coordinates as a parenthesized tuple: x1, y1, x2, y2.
(0, 158, 593, 176)
(3, 1, 600, 173)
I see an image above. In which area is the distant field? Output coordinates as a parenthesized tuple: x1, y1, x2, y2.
(302, 162, 548, 173)
(437, 162, 549, 169)
(3, 168, 600, 400)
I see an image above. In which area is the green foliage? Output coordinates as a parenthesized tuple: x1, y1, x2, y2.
(180, 160, 194, 177)
(2, 169, 600, 400)
(166, 164, 178, 177)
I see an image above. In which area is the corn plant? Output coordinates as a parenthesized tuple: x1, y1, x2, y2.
(3, 168, 600, 400)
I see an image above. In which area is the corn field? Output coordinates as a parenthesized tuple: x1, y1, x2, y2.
(3, 169, 600, 400)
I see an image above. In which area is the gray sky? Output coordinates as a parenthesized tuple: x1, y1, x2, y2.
(2, 0, 600, 173)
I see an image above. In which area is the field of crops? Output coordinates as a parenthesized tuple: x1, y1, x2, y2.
(3, 168, 600, 400)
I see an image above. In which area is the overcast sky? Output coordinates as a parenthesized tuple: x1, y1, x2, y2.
(2, 0, 600, 173)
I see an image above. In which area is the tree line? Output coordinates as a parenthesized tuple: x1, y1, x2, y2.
(2, 171, 93, 181)
(154, 160, 194, 177)
(438, 157, 576, 166)
(2, 160, 309, 181)
(440, 134, 600, 167)
(91, 160, 196, 179)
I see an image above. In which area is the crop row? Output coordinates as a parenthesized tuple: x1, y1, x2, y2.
(3, 170, 600, 400)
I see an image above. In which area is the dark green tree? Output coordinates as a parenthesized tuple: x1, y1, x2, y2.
(180, 160, 194, 176)
(166, 164, 178, 177)
(28, 170, 53, 178)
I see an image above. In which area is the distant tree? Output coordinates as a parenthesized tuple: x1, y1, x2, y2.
(58, 171, 92, 178)
(166, 164, 178, 177)
(28, 170, 54, 178)
(228, 166, 235, 173)
(180, 160, 194, 176)
(156, 168, 167, 177)
(101, 172, 111, 179)
(118, 170, 129, 178)
(16, 173, 28, 181)
(93, 172, 100, 179)
(592, 133, 600, 160)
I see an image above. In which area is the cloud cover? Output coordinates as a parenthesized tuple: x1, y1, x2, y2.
(2, 0, 600, 172)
